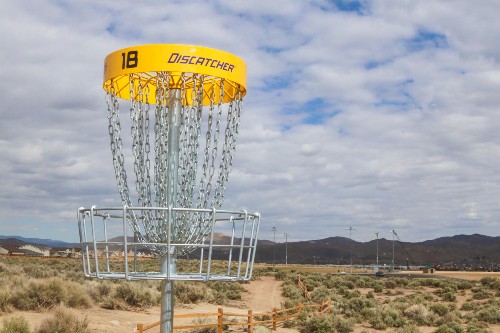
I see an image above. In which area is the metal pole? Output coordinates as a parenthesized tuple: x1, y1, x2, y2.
(283, 233, 289, 266)
(271, 226, 277, 267)
(392, 230, 395, 272)
(346, 226, 355, 274)
(160, 88, 182, 333)
(375, 232, 379, 268)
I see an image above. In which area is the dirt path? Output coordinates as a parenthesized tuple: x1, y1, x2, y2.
(242, 276, 284, 312)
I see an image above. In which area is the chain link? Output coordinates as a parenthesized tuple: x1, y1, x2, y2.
(107, 72, 243, 256)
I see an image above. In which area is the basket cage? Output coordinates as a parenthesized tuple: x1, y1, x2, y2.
(77, 206, 260, 281)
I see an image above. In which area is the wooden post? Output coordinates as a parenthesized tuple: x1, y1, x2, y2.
(247, 310, 253, 333)
(217, 308, 223, 333)
(136, 324, 143, 333)
(272, 307, 277, 331)
(319, 300, 324, 313)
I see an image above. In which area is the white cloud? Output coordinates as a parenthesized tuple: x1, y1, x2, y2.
(0, 0, 499, 244)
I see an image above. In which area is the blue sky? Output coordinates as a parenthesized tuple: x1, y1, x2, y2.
(1, 0, 500, 243)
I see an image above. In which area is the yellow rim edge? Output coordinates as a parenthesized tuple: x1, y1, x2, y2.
(103, 44, 247, 105)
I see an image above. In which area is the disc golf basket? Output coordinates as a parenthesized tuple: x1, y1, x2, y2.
(77, 44, 261, 333)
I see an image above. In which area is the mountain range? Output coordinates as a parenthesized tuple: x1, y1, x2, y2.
(0, 234, 498, 269)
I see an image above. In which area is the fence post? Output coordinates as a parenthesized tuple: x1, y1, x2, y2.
(136, 324, 143, 333)
(247, 310, 253, 333)
(319, 300, 324, 313)
(217, 308, 223, 333)
(272, 307, 277, 331)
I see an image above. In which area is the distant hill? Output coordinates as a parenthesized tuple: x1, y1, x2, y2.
(1, 233, 498, 269)
(254, 234, 500, 269)
(0, 235, 79, 248)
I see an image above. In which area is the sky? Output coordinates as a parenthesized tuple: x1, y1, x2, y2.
(1, 0, 500, 244)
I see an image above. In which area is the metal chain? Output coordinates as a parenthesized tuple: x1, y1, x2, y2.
(106, 82, 144, 242)
(106, 73, 243, 256)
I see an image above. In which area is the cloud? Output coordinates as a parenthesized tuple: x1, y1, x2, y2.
(1, 0, 499, 244)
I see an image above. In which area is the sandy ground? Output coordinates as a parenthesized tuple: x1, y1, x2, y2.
(1, 272, 498, 332)
(1, 276, 297, 333)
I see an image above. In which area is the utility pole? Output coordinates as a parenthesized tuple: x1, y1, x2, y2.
(392, 229, 396, 272)
(346, 226, 356, 274)
(375, 232, 379, 269)
(271, 226, 278, 267)
(283, 232, 289, 266)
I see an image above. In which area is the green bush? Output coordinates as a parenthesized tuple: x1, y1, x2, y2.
(299, 314, 334, 333)
(430, 303, 450, 316)
(0, 291, 11, 313)
(461, 302, 477, 311)
(479, 277, 498, 289)
(282, 285, 304, 300)
(474, 305, 500, 324)
(472, 289, 493, 300)
(12, 278, 66, 310)
(403, 304, 432, 325)
(36, 307, 90, 333)
(1, 316, 30, 333)
(433, 322, 464, 333)
(65, 282, 92, 309)
(385, 280, 398, 289)
(332, 316, 354, 333)
(393, 323, 421, 333)
(114, 283, 156, 308)
(175, 281, 209, 304)
(310, 287, 332, 303)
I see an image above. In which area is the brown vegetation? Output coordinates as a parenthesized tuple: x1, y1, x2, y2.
(0, 257, 499, 333)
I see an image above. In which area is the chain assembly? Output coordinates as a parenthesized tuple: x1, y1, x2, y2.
(106, 71, 243, 256)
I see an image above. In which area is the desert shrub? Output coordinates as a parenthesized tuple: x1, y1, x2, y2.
(282, 285, 304, 300)
(433, 322, 464, 333)
(461, 302, 478, 311)
(310, 286, 332, 303)
(456, 281, 473, 290)
(345, 297, 375, 313)
(403, 304, 433, 325)
(274, 270, 289, 280)
(0, 316, 30, 333)
(465, 319, 492, 333)
(385, 279, 398, 289)
(114, 283, 156, 308)
(301, 275, 323, 291)
(441, 292, 457, 302)
(392, 323, 421, 333)
(373, 282, 384, 293)
(471, 289, 493, 300)
(332, 316, 354, 333)
(366, 291, 374, 299)
(175, 281, 209, 304)
(36, 307, 90, 333)
(479, 277, 498, 288)
(430, 303, 450, 316)
(436, 311, 463, 327)
(189, 317, 217, 333)
(207, 281, 245, 304)
(12, 278, 66, 310)
(86, 281, 112, 302)
(64, 282, 92, 309)
(367, 305, 406, 329)
(0, 291, 11, 313)
(394, 278, 410, 287)
(299, 314, 334, 333)
(99, 296, 126, 310)
(474, 305, 500, 324)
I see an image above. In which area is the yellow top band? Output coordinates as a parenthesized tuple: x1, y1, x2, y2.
(103, 44, 247, 105)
